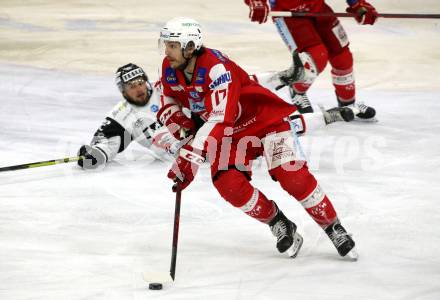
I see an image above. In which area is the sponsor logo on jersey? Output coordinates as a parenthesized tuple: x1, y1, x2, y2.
(134, 118, 145, 128)
(209, 109, 225, 121)
(189, 90, 203, 102)
(195, 86, 203, 92)
(195, 68, 206, 84)
(209, 71, 231, 90)
(210, 49, 227, 62)
(150, 104, 159, 113)
(233, 116, 256, 134)
(189, 99, 206, 113)
(165, 67, 177, 84)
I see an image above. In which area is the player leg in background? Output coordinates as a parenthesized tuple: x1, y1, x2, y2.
(268, 16, 329, 114)
(262, 121, 357, 258)
(211, 145, 303, 257)
(251, 74, 356, 127)
(316, 3, 376, 120)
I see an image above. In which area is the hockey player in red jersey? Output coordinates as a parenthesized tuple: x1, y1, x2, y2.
(157, 17, 358, 259)
(245, 0, 378, 119)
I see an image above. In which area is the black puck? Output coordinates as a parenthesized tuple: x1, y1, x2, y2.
(149, 282, 163, 290)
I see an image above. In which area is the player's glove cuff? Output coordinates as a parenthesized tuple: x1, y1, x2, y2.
(78, 145, 107, 169)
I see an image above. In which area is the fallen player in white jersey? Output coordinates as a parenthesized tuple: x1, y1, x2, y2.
(77, 63, 180, 169)
(77, 63, 356, 170)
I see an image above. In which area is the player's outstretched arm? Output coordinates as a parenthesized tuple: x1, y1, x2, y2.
(77, 116, 130, 170)
(77, 145, 107, 170)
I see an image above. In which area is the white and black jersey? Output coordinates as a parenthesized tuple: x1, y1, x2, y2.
(90, 84, 178, 163)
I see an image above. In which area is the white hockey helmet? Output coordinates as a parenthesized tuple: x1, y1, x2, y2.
(159, 17, 203, 51)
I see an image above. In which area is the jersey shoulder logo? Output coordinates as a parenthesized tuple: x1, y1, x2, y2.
(209, 49, 228, 63)
(150, 104, 159, 113)
(165, 67, 177, 84)
(209, 71, 231, 90)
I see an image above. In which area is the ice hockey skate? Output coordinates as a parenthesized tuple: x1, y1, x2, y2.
(289, 87, 314, 114)
(320, 105, 355, 125)
(275, 51, 307, 90)
(269, 208, 303, 258)
(338, 99, 377, 121)
(325, 219, 358, 261)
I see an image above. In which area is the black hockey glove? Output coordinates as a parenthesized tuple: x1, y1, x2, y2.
(77, 145, 107, 170)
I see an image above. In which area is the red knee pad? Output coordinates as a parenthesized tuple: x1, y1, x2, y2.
(270, 164, 317, 201)
(305, 44, 329, 73)
(213, 169, 254, 207)
(292, 44, 328, 94)
(213, 169, 277, 223)
(329, 47, 353, 70)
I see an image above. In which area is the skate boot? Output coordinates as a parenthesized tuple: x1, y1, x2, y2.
(275, 51, 306, 90)
(289, 87, 314, 113)
(325, 219, 358, 260)
(338, 99, 376, 120)
(321, 105, 355, 125)
(269, 208, 303, 258)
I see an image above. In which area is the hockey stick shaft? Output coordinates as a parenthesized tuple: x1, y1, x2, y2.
(270, 11, 440, 19)
(0, 156, 84, 172)
(169, 185, 182, 281)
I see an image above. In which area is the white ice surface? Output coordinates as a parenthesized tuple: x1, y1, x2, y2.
(1, 1, 440, 300)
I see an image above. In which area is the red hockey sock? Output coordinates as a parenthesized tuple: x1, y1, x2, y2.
(270, 164, 337, 228)
(331, 67, 355, 103)
(298, 184, 337, 228)
(330, 48, 355, 103)
(213, 169, 277, 223)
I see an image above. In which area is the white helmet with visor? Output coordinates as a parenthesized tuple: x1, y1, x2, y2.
(159, 17, 203, 52)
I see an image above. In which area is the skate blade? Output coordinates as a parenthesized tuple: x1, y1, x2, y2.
(287, 232, 304, 258)
(354, 116, 379, 123)
(345, 247, 359, 262)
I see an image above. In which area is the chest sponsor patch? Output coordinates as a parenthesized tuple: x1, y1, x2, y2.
(189, 90, 203, 102)
(189, 98, 206, 113)
(165, 67, 177, 84)
(195, 68, 207, 84)
(209, 71, 231, 90)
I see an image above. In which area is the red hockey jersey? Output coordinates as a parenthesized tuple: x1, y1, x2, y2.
(160, 47, 296, 153)
(245, 0, 325, 13)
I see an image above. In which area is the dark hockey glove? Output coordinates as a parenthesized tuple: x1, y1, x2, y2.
(77, 145, 107, 169)
(167, 145, 205, 190)
(346, 0, 378, 25)
(247, 0, 270, 24)
(157, 103, 195, 140)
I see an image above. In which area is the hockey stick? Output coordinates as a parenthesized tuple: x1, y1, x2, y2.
(170, 184, 182, 281)
(142, 184, 182, 288)
(0, 156, 84, 172)
(270, 11, 440, 19)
